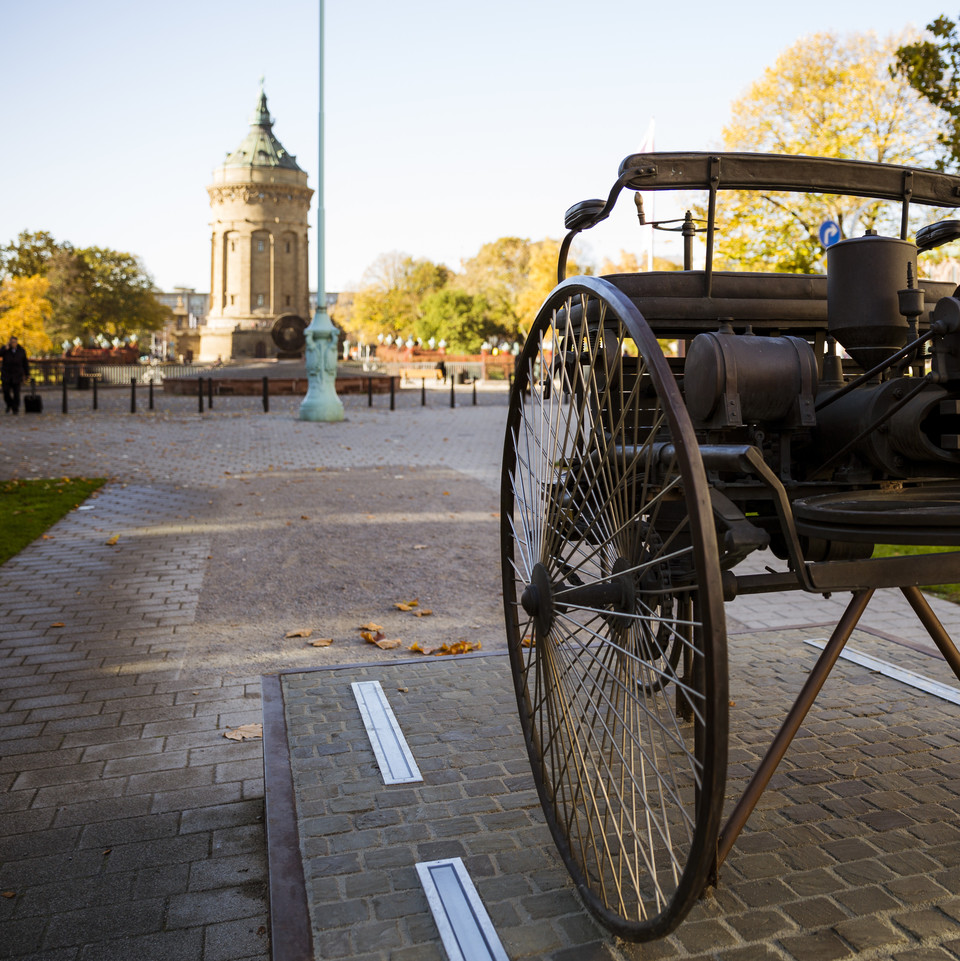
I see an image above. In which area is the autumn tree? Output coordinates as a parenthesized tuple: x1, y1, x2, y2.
(516, 239, 592, 328)
(0, 232, 171, 344)
(459, 237, 530, 336)
(894, 15, 960, 169)
(349, 252, 450, 341)
(599, 250, 680, 274)
(710, 31, 944, 273)
(0, 275, 54, 355)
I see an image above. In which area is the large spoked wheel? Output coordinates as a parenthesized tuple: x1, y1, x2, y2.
(500, 277, 728, 941)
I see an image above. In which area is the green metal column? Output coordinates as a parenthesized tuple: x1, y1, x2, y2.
(300, 0, 344, 422)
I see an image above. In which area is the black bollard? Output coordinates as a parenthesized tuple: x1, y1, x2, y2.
(262, 376, 269, 413)
(207, 377, 213, 409)
(62, 376, 68, 415)
(421, 378, 426, 407)
(130, 377, 136, 414)
(92, 377, 98, 410)
(390, 376, 395, 411)
(367, 376, 373, 407)
(148, 379, 154, 411)
(450, 376, 455, 409)
(472, 380, 477, 406)
(198, 376, 204, 413)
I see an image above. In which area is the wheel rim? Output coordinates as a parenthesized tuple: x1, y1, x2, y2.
(500, 277, 728, 940)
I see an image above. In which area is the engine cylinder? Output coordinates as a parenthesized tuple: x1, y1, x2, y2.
(827, 233, 916, 374)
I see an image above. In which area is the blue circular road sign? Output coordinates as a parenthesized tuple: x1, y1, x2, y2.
(819, 220, 841, 248)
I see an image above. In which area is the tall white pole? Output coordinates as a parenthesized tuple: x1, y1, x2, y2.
(299, 0, 344, 421)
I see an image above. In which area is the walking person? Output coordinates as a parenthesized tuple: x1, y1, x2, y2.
(1, 336, 30, 414)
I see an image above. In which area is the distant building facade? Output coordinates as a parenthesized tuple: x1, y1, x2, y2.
(193, 84, 314, 362)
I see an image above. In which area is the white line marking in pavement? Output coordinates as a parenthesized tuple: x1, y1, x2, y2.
(804, 639, 960, 705)
(351, 680, 422, 784)
(416, 857, 509, 961)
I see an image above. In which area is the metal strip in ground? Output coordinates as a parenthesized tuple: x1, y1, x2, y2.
(351, 680, 422, 784)
(416, 857, 509, 961)
(804, 639, 960, 704)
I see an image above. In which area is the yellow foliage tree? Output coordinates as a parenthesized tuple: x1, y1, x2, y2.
(599, 250, 681, 274)
(0, 275, 54, 355)
(515, 239, 591, 333)
(710, 31, 945, 273)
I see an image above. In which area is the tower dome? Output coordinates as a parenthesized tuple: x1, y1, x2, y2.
(202, 83, 314, 361)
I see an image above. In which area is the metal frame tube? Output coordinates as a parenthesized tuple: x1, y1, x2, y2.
(716, 589, 873, 867)
(901, 585, 960, 683)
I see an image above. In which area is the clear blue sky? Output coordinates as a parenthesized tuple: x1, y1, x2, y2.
(1, 0, 950, 293)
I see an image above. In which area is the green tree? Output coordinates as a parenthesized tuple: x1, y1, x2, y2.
(350, 252, 449, 341)
(894, 16, 960, 169)
(78, 247, 171, 342)
(0, 275, 54, 355)
(0, 232, 170, 345)
(710, 31, 944, 273)
(0, 230, 66, 279)
(415, 288, 505, 354)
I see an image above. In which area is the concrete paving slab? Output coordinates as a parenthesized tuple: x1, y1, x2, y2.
(266, 628, 960, 960)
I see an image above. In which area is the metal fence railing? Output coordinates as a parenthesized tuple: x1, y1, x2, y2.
(28, 360, 213, 388)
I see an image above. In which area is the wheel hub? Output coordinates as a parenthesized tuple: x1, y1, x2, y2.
(521, 563, 554, 636)
(521, 560, 636, 639)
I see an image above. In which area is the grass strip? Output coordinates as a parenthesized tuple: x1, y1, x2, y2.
(872, 543, 960, 604)
(0, 478, 106, 566)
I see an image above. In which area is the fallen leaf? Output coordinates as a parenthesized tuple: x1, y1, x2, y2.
(105, 534, 120, 546)
(359, 622, 384, 632)
(442, 491, 450, 496)
(413, 544, 427, 550)
(50, 622, 64, 628)
(300, 515, 310, 520)
(410, 640, 481, 656)
(1, 891, 14, 899)
(373, 638, 402, 650)
(397, 686, 408, 693)
(309, 638, 334, 647)
(413, 609, 433, 617)
(394, 598, 419, 611)
(223, 723, 263, 741)
(360, 630, 385, 643)
(285, 628, 312, 638)
(521, 636, 535, 647)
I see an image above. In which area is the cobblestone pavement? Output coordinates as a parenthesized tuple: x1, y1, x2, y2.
(2, 384, 960, 960)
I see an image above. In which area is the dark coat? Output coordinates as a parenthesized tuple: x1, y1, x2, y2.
(0, 344, 29, 384)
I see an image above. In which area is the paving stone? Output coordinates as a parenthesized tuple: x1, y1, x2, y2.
(9, 403, 960, 961)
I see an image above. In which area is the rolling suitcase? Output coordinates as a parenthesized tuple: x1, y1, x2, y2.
(24, 379, 42, 414)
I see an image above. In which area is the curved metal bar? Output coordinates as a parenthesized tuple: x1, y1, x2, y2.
(556, 168, 651, 282)
(616, 152, 960, 208)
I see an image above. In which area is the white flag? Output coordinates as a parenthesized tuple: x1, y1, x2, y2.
(638, 119, 655, 154)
